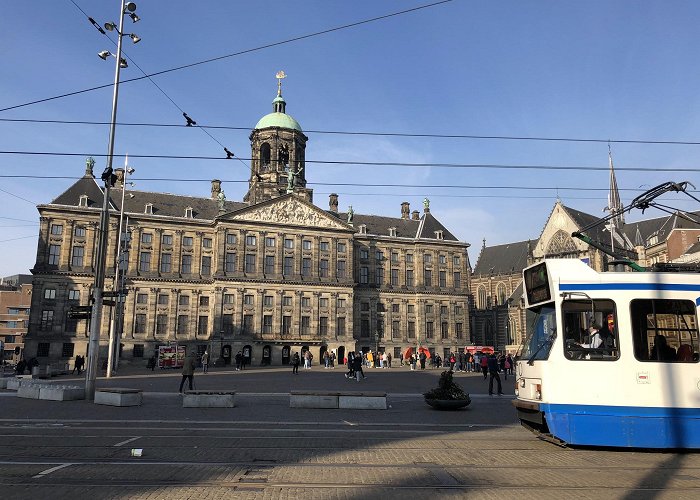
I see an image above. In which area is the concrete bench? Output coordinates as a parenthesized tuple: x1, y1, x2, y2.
(183, 390, 236, 408)
(94, 388, 142, 407)
(40, 385, 85, 401)
(5, 377, 25, 391)
(17, 382, 42, 399)
(290, 390, 387, 410)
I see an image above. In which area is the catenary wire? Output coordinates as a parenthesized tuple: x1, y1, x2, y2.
(0, 0, 453, 113)
(4, 117, 700, 146)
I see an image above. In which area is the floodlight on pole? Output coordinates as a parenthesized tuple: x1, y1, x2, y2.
(85, 0, 139, 400)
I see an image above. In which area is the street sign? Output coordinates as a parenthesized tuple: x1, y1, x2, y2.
(102, 300, 116, 307)
(67, 311, 91, 320)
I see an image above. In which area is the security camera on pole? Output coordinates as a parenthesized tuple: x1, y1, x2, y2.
(85, 0, 140, 400)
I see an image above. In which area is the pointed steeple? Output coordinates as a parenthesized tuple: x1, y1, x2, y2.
(606, 145, 625, 228)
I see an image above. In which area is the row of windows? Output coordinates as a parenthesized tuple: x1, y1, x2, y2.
(359, 320, 465, 339)
(359, 249, 461, 266)
(359, 267, 461, 288)
(361, 303, 465, 315)
(136, 293, 350, 309)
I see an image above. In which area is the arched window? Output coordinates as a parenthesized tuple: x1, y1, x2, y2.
(477, 286, 487, 309)
(497, 283, 507, 305)
(260, 143, 271, 169)
(546, 230, 578, 257)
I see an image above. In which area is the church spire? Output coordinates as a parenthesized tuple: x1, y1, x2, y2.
(273, 70, 287, 113)
(606, 144, 624, 228)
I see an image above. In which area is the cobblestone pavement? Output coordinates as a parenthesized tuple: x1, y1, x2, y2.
(1, 367, 699, 499)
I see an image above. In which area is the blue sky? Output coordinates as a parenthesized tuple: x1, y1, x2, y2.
(2, 0, 700, 278)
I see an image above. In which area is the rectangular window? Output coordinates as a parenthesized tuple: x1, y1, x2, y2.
(225, 252, 237, 273)
(133, 344, 145, 358)
(303, 239, 312, 250)
(283, 295, 292, 307)
(264, 255, 275, 274)
(391, 252, 399, 262)
(244, 294, 254, 305)
(337, 242, 346, 253)
(203, 237, 212, 249)
(68, 289, 80, 301)
(282, 315, 292, 335)
(179, 295, 190, 306)
(404, 269, 414, 286)
(319, 316, 328, 335)
(455, 305, 463, 315)
(361, 319, 370, 338)
(441, 305, 448, 315)
(408, 304, 415, 314)
(71, 246, 84, 267)
(226, 233, 237, 245)
(375, 267, 384, 286)
(177, 315, 188, 335)
(74, 226, 86, 237)
(158, 294, 169, 305)
(360, 267, 369, 284)
(337, 260, 346, 278)
(302, 257, 311, 276)
(424, 253, 432, 264)
(182, 236, 193, 247)
(392, 320, 400, 339)
(197, 315, 208, 336)
(265, 237, 276, 247)
(199, 296, 209, 307)
(201, 256, 212, 276)
(439, 271, 447, 287)
(426, 304, 433, 314)
(406, 253, 413, 263)
(242, 314, 253, 334)
(301, 316, 310, 335)
(562, 299, 619, 361)
(301, 297, 311, 307)
(137, 293, 148, 304)
(181, 254, 192, 274)
(320, 241, 329, 251)
(245, 253, 256, 273)
(426, 321, 434, 339)
(337, 298, 346, 308)
(141, 233, 152, 244)
(160, 253, 172, 273)
(319, 259, 329, 277)
(155, 315, 175, 338)
(439, 255, 447, 265)
(391, 268, 399, 286)
(224, 294, 234, 304)
(162, 234, 173, 246)
(441, 321, 449, 339)
(40, 310, 54, 330)
(361, 302, 370, 312)
(392, 303, 400, 313)
(453, 272, 461, 288)
(424, 269, 432, 286)
(223, 314, 234, 335)
(319, 297, 328, 308)
(376, 250, 383, 261)
(284, 238, 294, 249)
(453, 255, 460, 266)
(134, 314, 147, 334)
(246, 235, 257, 246)
(264, 295, 274, 307)
(456, 322, 463, 339)
(44, 288, 56, 299)
(48, 244, 60, 265)
(337, 317, 346, 336)
(37, 342, 50, 357)
(51, 224, 63, 235)
(263, 315, 273, 334)
(284, 256, 294, 275)
(630, 299, 698, 363)
(139, 252, 151, 272)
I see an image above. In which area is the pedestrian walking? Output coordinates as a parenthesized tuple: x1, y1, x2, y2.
(291, 352, 300, 374)
(235, 351, 243, 371)
(345, 351, 355, 379)
(410, 354, 417, 371)
(352, 353, 365, 381)
(419, 351, 427, 370)
(147, 355, 156, 371)
(178, 353, 197, 393)
(487, 353, 503, 396)
(201, 350, 209, 374)
(386, 352, 392, 368)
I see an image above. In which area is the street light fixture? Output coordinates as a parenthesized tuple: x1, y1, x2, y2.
(85, 0, 140, 401)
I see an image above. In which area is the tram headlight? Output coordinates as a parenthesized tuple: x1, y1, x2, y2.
(514, 387, 519, 397)
(519, 378, 525, 388)
(535, 383, 542, 400)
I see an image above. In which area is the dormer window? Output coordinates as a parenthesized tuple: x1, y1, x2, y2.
(359, 224, 367, 234)
(78, 195, 88, 207)
(185, 207, 193, 218)
(145, 203, 153, 215)
(434, 230, 444, 240)
(389, 227, 397, 237)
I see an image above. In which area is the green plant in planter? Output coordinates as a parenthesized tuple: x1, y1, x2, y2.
(424, 370, 470, 401)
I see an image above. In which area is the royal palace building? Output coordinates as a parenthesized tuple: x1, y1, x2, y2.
(24, 82, 472, 367)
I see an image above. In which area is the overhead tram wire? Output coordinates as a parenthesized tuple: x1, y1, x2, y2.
(2, 150, 700, 173)
(68, 0, 246, 168)
(1, 0, 454, 114)
(6, 117, 700, 147)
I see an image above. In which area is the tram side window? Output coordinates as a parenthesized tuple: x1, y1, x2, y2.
(518, 305, 556, 361)
(562, 299, 619, 361)
(630, 299, 699, 363)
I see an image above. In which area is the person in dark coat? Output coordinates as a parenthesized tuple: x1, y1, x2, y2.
(178, 354, 197, 393)
(352, 353, 365, 381)
(487, 353, 503, 396)
(419, 351, 427, 370)
(291, 352, 300, 374)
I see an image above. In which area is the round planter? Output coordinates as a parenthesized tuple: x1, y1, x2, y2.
(425, 398, 471, 410)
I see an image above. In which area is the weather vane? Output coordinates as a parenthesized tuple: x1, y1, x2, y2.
(276, 70, 286, 95)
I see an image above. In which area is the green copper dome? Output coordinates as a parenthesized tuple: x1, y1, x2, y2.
(254, 112, 302, 131)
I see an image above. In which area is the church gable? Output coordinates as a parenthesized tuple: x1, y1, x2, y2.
(533, 202, 585, 258)
(224, 195, 351, 230)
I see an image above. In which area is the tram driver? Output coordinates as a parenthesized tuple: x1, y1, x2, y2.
(579, 323, 604, 349)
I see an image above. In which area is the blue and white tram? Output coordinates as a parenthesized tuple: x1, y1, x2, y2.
(513, 259, 700, 449)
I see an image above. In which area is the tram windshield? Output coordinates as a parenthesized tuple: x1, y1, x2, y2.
(518, 305, 556, 362)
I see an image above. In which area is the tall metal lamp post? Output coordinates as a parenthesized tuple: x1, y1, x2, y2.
(85, 0, 140, 400)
